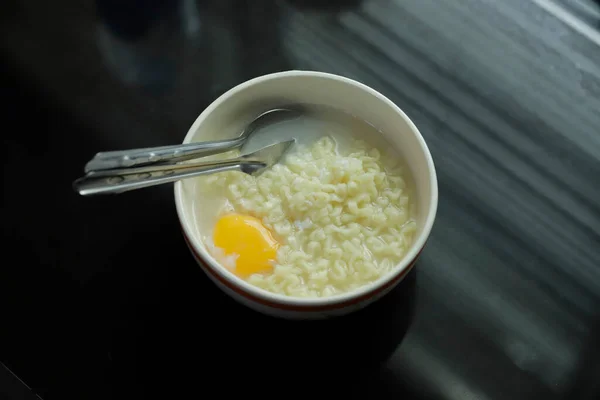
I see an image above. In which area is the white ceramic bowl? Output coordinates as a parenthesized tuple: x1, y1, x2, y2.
(175, 71, 438, 319)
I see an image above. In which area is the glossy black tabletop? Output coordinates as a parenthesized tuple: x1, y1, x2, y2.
(2, 0, 600, 399)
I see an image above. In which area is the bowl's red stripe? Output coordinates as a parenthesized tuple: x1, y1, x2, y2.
(183, 230, 420, 312)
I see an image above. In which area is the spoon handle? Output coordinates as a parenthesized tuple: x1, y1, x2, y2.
(84, 137, 245, 172)
(74, 159, 265, 196)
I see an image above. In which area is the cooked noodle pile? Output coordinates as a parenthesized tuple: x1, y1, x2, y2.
(204, 136, 416, 298)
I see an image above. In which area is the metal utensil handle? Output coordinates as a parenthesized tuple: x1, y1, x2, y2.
(74, 160, 265, 196)
(84, 137, 245, 172)
(84, 155, 260, 177)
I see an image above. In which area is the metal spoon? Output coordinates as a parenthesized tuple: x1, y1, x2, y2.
(74, 139, 295, 196)
(83, 107, 302, 172)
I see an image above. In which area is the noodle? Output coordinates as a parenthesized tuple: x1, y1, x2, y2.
(203, 136, 416, 298)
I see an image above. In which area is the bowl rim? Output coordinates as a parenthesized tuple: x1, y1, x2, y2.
(174, 70, 438, 307)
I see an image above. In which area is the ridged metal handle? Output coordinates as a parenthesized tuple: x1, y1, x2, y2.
(84, 137, 245, 172)
(74, 160, 265, 196)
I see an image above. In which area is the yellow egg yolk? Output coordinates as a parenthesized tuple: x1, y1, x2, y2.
(213, 213, 279, 277)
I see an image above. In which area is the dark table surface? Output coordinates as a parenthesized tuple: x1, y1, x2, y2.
(2, 0, 600, 399)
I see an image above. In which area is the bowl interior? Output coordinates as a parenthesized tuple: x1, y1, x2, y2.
(176, 71, 437, 304)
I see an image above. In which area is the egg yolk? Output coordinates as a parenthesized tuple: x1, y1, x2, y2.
(213, 213, 279, 277)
